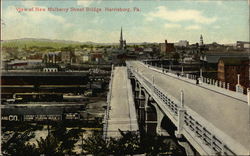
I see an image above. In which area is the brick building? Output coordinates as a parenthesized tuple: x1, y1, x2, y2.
(217, 57, 249, 93)
(159, 40, 175, 55)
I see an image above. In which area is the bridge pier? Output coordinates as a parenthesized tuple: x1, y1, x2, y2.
(135, 82, 150, 134)
(145, 103, 157, 135)
(151, 102, 169, 136)
(134, 84, 158, 136)
(133, 80, 173, 137)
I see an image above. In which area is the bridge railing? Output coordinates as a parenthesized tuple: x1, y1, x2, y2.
(183, 111, 236, 155)
(126, 61, 247, 155)
(127, 63, 181, 121)
(142, 61, 246, 95)
(141, 61, 247, 101)
(129, 65, 180, 118)
(103, 65, 114, 140)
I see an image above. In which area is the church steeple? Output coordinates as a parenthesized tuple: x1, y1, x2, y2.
(200, 34, 204, 46)
(119, 27, 125, 50)
(120, 27, 123, 42)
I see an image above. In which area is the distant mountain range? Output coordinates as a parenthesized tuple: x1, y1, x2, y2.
(2, 38, 158, 45)
(2, 38, 95, 44)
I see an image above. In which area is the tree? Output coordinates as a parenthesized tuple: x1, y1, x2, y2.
(172, 52, 180, 62)
(82, 132, 108, 155)
(111, 130, 140, 154)
(50, 122, 83, 154)
(82, 130, 141, 155)
(2, 130, 38, 156)
(140, 135, 184, 155)
(36, 134, 60, 156)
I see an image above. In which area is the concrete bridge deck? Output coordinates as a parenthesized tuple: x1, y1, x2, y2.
(106, 67, 138, 138)
(128, 61, 249, 154)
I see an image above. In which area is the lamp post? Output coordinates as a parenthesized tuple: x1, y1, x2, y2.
(200, 68, 203, 78)
(181, 89, 184, 107)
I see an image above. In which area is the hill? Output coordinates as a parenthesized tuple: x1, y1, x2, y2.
(1, 38, 88, 49)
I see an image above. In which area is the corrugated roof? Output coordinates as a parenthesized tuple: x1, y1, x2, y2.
(219, 57, 249, 65)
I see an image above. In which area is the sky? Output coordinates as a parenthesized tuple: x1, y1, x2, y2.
(1, 0, 249, 44)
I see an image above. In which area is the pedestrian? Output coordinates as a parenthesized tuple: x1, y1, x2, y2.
(196, 76, 199, 85)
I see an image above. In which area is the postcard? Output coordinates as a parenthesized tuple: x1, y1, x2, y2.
(1, 0, 249, 155)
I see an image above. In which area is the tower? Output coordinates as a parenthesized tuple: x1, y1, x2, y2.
(119, 27, 124, 50)
(200, 34, 204, 46)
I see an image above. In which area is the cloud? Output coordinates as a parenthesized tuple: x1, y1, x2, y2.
(213, 25, 221, 29)
(91, 16, 104, 24)
(77, 0, 101, 7)
(21, 1, 36, 7)
(2, 3, 73, 40)
(216, 1, 223, 5)
(164, 23, 181, 29)
(146, 6, 217, 24)
(185, 25, 201, 30)
(77, 0, 93, 7)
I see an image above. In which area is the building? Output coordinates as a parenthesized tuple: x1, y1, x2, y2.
(159, 40, 175, 55)
(143, 47, 153, 53)
(43, 52, 61, 65)
(175, 40, 189, 47)
(217, 57, 249, 93)
(27, 53, 43, 60)
(82, 53, 90, 63)
(200, 51, 250, 64)
(200, 35, 204, 46)
(43, 67, 58, 72)
(91, 52, 103, 63)
(236, 41, 250, 49)
(7, 59, 43, 70)
(61, 51, 75, 64)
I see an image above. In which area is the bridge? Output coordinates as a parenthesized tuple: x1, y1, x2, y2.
(103, 66, 138, 139)
(126, 61, 249, 155)
(103, 60, 249, 155)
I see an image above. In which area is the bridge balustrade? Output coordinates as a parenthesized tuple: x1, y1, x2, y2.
(103, 68, 114, 140)
(202, 128, 212, 146)
(130, 67, 180, 118)
(143, 61, 245, 95)
(183, 110, 236, 155)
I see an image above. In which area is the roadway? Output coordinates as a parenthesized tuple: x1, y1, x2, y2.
(129, 61, 249, 150)
(107, 67, 138, 138)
